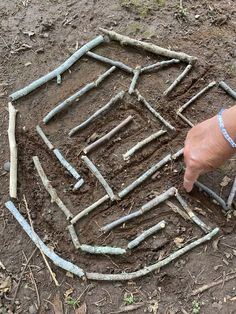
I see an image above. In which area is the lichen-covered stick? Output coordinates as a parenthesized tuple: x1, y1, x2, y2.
(87, 227, 219, 281)
(129, 66, 141, 94)
(164, 64, 192, 96)
(43, 66, 116, 124)
(68, 225, 81, 249)
(86, 51, 133, 73)
(127, 220, 166, 249)
(226, 177, 236, 209)
(81, 155, 115, 201)
(166, 201, 190, 221)
(5, 201, 84, 277)
(83, 115, 133, 154)
(71, 195, 109, 224)
(69, 90, 125, 136)
(100, 28, 197, 64)
(177, 112, 194, 127)
(141, 59, 180, 73)
(36, 125, 54, 150)
(10, 36, 104, 101)
(219, 81, 236, 100)
(177, 81, 216, 114)
(33, 156, 73, 219)
(8, 102, 18, 199)
(135, 89, 175, 131)
(80, 245, 126, 255)
(123, 130, 167, 161)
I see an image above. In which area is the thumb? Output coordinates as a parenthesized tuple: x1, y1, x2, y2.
(184, 165, 201, 192)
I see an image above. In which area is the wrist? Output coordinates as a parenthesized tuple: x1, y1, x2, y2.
(222, 106, 236, 143)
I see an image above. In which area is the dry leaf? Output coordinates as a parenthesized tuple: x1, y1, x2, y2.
(52, 293, 64, 314)
(174, 237, 184, 248)
(75, 303, 87, 314)
(220, 176, 231, 187)
(0, 276, 11, 292)
(194, 207, 207, 217)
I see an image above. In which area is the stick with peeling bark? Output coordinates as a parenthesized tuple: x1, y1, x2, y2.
(36, 125, 54, 150)
(164, 64, 192, 96)
(141, 59, 180, 73)
(129, 66, 141, 94)
(219, 81, 236, 100)
(100, 28, 197, 64)
(43, 66, 116, 123)
(33, 156, 73, 219)
(83, 115, 133, 154)
(10, 36, 104, 101)
(69, 90, 125, 136)
(80, 245, 126, 255)
(8, 102, 18, 199)
(226, 177, 236, 209)
(68, 225, 81, 249)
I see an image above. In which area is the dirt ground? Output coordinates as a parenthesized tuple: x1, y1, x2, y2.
(1, 0, 236, 313)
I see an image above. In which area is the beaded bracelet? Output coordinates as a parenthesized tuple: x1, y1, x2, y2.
(217, 108, 236, 148)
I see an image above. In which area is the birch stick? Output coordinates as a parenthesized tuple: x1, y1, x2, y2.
(164, 64, 192, 96)
(141, 59, 180, 73)
(71, 195, 109, 224)
(33, 156, 73, 219)
(129, 66, 141, 94)
(177, 112, 194, 127)
(100, 28, 197, 64)
(73, 178, 85, 191)
(135, 89, 175, 131)
(127, 220, 166, 249)
(83, 115, 133, 154)
(43, 66, 116, 123)
(10, 36, 104, 101)
(219, 81, 236, 100)
(68, 225, 81, 249)
(87, 228, 219, 281)
(69, 90, 125, 136)
(86, 51, 133, 73)
(53, 148, 81, 180)
(177, 81, 216, 114)
(172, 147, 184, 160)
(5, 201, 85, 277)
(8, 102, 18, 199)
(123, 130, 166, 161)
(226, 177, 236, 209)
(36, 125, 54, 150)
(81, 155, 115, 201)
(80, 244, 126, 255)
(166, 201, 190, 221)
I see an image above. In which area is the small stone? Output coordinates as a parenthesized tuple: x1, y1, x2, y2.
(195, 14, 200, 19)
(3, 161, 10, 172)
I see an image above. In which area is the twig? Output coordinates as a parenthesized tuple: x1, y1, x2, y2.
(127, 220, 166, 249)
(68, 225, 81, 249)
(10, 36, 104, 101)
(33, 156, 73, 219)
(81, 155, 116, 201)
(86, 51, 133, 73)
(100, 28, 197, 64)
(226, 177, 236, 209)
(129, 66, 141, 94)
(123, 130, 166, 161)
(108, 303, 144, 313)
(141, 59, 180, 73)
(166, 201, 190, 221)
(83, 115, 133, 154)
(219, 81, 236, 100)
(8, 102, 18, 198)
(36, 125, 54, 150)
(43, 66, 116, 123)
(177, 112, 194, 127)
(163, 64, 192, 96)
(74, 178, 85, 191)
(135, 89, 175, 131)
(87, 228, 219, 280)
(80, 244, 126, 255)
(69, 90, 125, 136)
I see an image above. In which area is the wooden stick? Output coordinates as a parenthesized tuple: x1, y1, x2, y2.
(68, 225, 81, 249)
(33, 156, 73, 219)
(36, 125, 54, 150)
(166, 201, 190, 221)
(80, 244, 126, 255)
(69, 90, 125, 136)
(141, 59, 180, 73)
(123, 130, 166, 161)
(177, 112, 194, 127)
(83, 115, 133, 154)
(129, 66, 141, 94)
(163, 64, 192, 96)
(81, 155, 115, 201)
(86, 51, 133, 73)
(219, 81, 236, 100)
(226, 177, 236, 209)
(87, 228, 219, 280)
(135, 89, 175, 131)
(177, 81, 216, 114)
(100, 28, 197, 64)
(8, 102, 18, 199)
(172, 147, 184, 160)
(10, 36, 104, 101)
(43, 66, 116, 123)
(127, 220, 166, 249)
(73, 178, 85, 191)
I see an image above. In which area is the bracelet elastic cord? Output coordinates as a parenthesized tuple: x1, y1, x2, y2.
(217, 108, 236, 148)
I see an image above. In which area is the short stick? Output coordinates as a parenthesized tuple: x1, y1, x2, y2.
(8, 102, 18, 199)
(36, 125, 54, 150)
(83, 115, 133, 154)
(177, 112, 194, 127)
(164, 64, 192, 96)
(166, 201, 190, 221)
(53, 148, 81, 180)
(219, 81, 236, 100)
(80, 244, 126, 255)
(129, 66, 141, 94)
(73, 178, 85, 191)
(226, 177, 236, 209)
(33, 156, 73, 219)
(68, 225, 81, 249)
(141, 59, 180, 73)
(69, 90, 125, 136)
(127, 220, 166, 249)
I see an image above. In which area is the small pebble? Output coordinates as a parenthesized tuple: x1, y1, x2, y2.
(3, 161, 10, 172)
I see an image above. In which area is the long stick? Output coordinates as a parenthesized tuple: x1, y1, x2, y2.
(163, 64, 192, 96)
(129, 66, 141, 94)
(68, 225, 81, 249)
(87, 228, 219, 280)
(83, 115, 133, 154)
(43, 66, 116, 123)
(8, 102, 18, 199)
(141, 59, 180, 73)
(177, 112, 194, 127)
(80, 244, 126, 255)
(127, 220, 166, 249)
(33, 156, 73, 219)
(100, 28, 197, 64)
(10, 36, 104, 101)
(219, 81, 236, 100)
(123, 130, 166, 160)
(69, 90, 125, 136)
(135, 89, 175, 131)
(226, 177, 236, 209)
(172, 147, 184, 160)
(36, 125, 54, 150)
(81, 155, 115, 201)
